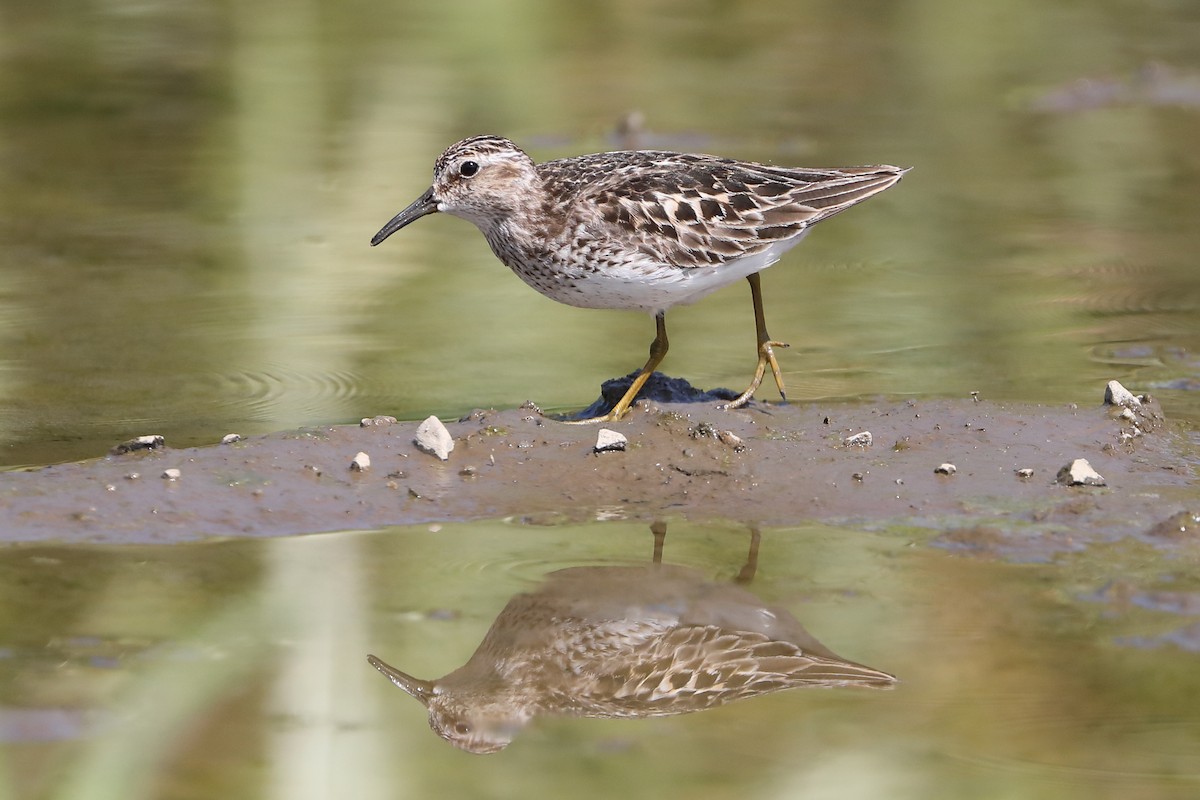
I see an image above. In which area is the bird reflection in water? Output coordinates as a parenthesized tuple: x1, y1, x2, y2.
(367, 523, 895, 753)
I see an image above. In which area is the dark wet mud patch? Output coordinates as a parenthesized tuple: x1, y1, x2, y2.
(561, 370, 738, 421)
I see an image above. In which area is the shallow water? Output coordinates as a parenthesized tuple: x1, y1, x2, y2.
(1, 2, 1198, 467)
(2, 521, 1199, 799)
(2, 3, 1199, 799)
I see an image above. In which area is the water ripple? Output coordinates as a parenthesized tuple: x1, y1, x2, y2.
(192, 364, 365, 419)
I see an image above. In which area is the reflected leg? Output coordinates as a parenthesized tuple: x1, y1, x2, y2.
(651, 520, 667, 564)
(734, 527, 761, 584)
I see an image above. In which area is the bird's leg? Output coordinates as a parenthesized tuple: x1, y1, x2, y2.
(564, 311, 669, 424)
(650, 520, 667, 564)
(734, 527, 761, 585)
(723, 273, 788, 409)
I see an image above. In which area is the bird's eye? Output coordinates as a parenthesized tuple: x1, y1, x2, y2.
(454, 723, 471, 735)
(459, 160, 479, 178)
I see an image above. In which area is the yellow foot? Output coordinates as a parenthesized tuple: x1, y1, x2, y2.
(538, 395, 644, 425)
(557, 405, 635, 425)
(720, 339, 790, 410)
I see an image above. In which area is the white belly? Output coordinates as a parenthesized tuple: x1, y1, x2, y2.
(521, 234, 809, 314)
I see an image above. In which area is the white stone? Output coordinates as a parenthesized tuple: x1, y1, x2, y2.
(843, 431, 873, 448)
(414, 416, 454, 460)
(934, 463, 957, 475)
(221, 433, 242, 445)
(162, 468, 181, 481)
(717, 429, 745, 451)
(1056, 458, 1106, 486)
(594, 428, 628, 453)
(112, 434, 165, 454)
(350, 451, 371, 472)
(1015, 468, 1034, 478)
(1104, 380, 1141, 408)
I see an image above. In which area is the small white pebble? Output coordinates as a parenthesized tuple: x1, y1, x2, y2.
(221, 433, 242, 445)
(934, 463, 957, 475)
(844, 431, 873, 448)
(350, 451, 371, 472)
(361, 415, 398, 428)
(162, 468, 181, 481)
(1104, 380, 1141, 408)
(1015, 468, 1034, 478)
(595, 428, 628, 453)
(414, 415, 455, 460)
(716, 429, 745, 451)
(111, 435, 165, 455)
(1056, 458, 1106, 487)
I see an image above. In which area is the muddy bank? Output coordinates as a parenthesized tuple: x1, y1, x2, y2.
(0, 384, 1194, 549)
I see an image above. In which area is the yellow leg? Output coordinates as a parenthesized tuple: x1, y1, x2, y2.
(723, 273, 788, 409)
(564, 311, 669, 425)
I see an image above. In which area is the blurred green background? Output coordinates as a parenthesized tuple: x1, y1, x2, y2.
(3, 3, 1200, 799)
(1, 0, 1197, 467)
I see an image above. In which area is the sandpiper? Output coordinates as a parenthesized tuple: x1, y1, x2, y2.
(371, 135, 907, 423)
(368, 562, 895, 753)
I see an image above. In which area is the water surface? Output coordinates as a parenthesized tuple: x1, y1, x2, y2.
(3, 521, 1199, 799)
(1, 2, 1197, 466)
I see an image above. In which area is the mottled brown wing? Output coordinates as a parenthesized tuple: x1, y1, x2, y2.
(586, 159, 906, 269)
(564, 625, 895, 718)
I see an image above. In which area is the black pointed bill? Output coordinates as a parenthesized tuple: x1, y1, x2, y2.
(367, 654, 436, 706)
(370, 186, 438, 246)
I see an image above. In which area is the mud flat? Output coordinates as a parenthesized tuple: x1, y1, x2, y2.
(1, 383, 1194, 552)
